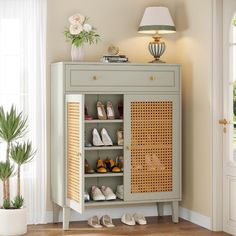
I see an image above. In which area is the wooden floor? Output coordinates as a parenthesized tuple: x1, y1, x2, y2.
(26, 216, 231, 236)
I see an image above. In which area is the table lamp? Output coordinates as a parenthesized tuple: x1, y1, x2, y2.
(138, 6, 176, 63)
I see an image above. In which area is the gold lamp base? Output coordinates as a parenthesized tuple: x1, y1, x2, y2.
(148, 36, 166, 63)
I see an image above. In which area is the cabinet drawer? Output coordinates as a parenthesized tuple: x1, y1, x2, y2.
(65, 65, 180, 92)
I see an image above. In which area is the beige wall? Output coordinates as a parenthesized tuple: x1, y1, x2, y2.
(47, 0, 213, 217)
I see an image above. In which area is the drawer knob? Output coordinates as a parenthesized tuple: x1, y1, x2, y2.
(150, 76, 156, 81)
(93, 76, 98, 80)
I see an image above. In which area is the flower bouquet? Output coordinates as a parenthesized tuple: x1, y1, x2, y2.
(64, 13, 100, 60)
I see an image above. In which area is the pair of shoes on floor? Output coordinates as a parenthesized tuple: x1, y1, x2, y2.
(93, 128, 113, 146)
(97, 101, 115, 120)
(91, 186, 116, 201)
(88, 215, 115, 228)
(121, 213, 147, 226)
(116, 185, 124, 200)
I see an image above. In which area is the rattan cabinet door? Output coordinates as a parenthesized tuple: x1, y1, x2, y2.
(124, 95, 181, 201)
(66, 94, 84, 213)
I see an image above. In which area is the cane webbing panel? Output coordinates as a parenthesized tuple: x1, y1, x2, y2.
(67, 102, 81, 203)
(131, 101, 173, 193)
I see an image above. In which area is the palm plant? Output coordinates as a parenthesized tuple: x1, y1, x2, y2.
(0, 106, 27, 201)
(0, 105, 35, 209)
(10, 142, 35, 196)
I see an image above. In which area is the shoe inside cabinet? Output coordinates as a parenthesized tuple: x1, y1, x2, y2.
(84, 94, 124, 204)
(84, 94, 123, 121)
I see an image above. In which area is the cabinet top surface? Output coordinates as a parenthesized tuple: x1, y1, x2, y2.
(51, 61, 181, 67)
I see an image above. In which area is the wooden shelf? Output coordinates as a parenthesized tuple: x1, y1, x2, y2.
(85, 199, 124, 207)
(84, 146, 123, 151)
(85, 119, 123, 124)
(85, 173, 123, 178)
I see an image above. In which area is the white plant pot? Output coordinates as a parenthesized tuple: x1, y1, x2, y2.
(0, 208, 27, 235)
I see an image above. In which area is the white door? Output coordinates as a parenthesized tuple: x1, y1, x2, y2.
(222, 1, 236, 234)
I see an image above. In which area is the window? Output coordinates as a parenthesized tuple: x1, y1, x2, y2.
(0, 0, 47, 224)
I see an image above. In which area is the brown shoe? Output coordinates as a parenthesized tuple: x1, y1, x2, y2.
(97, 101, 107, 120)
(104, 158, 121, 173)
(96, 158, 107, 173)
(85, 159, 95, 174)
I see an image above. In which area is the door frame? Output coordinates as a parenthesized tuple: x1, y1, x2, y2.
(212, 0, 223, 231)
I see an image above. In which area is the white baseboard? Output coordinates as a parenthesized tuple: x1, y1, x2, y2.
(179, 207, 211, 230)
(43, 203, 211, 231)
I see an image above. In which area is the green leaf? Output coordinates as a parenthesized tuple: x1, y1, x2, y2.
(0, 105, 27, 143)
(64, 26, 100, 48)
(12, 195, 24, 209)
(10, 141, 36, 165)
(3, 199, 11, 209)
(0, 162, 14, 181)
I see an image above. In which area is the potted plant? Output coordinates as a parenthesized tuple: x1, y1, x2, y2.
(0, 106, 35, 236)
(64, 13, 100, 61)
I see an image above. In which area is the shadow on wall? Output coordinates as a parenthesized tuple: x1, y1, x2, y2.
(175, 1, 189, 33)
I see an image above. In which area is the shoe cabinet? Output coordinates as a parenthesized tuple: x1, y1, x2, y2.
(51, 62, 181, 229)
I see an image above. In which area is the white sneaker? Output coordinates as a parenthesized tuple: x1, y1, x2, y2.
(121, 213, 135, 226)
(100, 186, 116, 200)
(101, 128, 113, 146)
(92, 128, 104, 146)
(133, 213, 147, 225)
(116, 185, 124, 200)
(91, 186, 105, 201)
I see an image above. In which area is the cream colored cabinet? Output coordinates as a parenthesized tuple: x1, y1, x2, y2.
(51, 62, 181, 229)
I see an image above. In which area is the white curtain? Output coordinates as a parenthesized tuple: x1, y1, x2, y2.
(0, 0, 47, 224)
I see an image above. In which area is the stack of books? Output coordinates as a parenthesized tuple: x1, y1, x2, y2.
(101, 55, 129, 63)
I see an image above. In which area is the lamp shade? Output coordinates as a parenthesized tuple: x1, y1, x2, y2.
(138, 7, 176, 34)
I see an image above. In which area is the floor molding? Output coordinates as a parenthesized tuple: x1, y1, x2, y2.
(43, 203, 211, 230)
(179, 207, 211, 230)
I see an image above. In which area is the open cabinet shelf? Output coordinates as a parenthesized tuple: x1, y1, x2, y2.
(85, 119, 123, 124)
(84, 146, 123, 151)
(85, 199, 124, 207)
(85, 173, 124, 178)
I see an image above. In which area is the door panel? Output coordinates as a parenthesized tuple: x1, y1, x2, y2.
(66, 94, 84, 213)
(124, 95, 181, 201)
(223, 0, 236, 234)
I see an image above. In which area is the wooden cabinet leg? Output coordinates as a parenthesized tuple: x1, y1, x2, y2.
(63, 207, 70, 230)
(157, 202, 164, 216)
(171, 201, 179, 223)
(52, 203, 60, 223)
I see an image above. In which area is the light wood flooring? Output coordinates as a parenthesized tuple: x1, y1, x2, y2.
(26, 216, 231, 236)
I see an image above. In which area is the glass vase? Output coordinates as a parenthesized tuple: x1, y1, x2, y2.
(71, 44, 85, 61)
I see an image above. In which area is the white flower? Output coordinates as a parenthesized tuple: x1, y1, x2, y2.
(69, 24, 83, 35)
(83, 23, 92, 32)
(69, 13, 85, 25)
